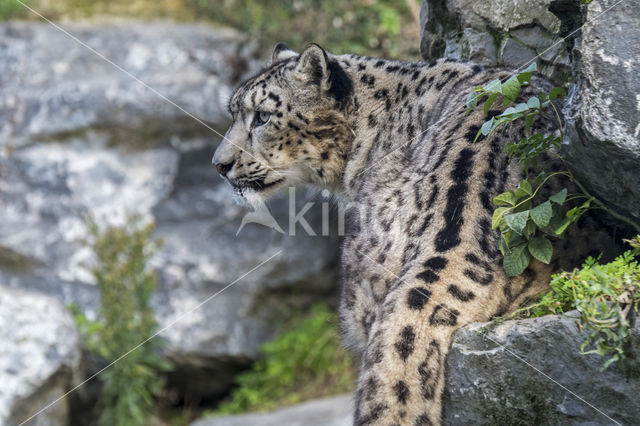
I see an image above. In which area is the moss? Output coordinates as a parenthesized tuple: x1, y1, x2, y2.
(487, 27, 505, 59)
(210, 304, 357, 415)
(0, 246, 41, 273)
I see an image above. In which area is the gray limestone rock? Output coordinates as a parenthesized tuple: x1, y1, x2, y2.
(190, 394, 353, 426)
(443, 312, 640, 425)
(0, 286, 81, 426)
(562, 0, 640, 221)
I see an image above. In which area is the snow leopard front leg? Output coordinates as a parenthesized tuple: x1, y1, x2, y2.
(350, 254, 550, 426)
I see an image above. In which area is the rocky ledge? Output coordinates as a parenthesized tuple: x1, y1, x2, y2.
(444, 312, 640, 425)
(0, 286, 81, 426)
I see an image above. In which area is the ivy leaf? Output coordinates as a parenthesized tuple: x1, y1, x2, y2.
(466, 91, 478, 111)
(484, 79, 502, 94)
(480, 117, 494, 136)
(517, 62, 537, 84)
(503, 243, 530, 277)
(549, 87, 566, 100)
(523, 219, 537, 239)
(492, 207, 508, 229)
(527, 96, 541, 109)
(554, 217, 572, 235)
(502, 76, 521, 103)
(484, 93, 499, 116)
(525, 113, 536, 132)
(549, 188, 567, 205)
(530, 201, 552, 227)
(566, 206, 583, 221)
(504, 211, 529, 234)
(498, 234, 508, 255)
(502, 106, 516, 116)
(508, 231, 527, 248)
(515, 179, 533, 198)
(528, 236, 553, 264)
(494, 191, 517, 207)
(513, 103, 529, 114)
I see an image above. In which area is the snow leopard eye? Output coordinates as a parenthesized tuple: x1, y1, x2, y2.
(254, 111, 271, 126)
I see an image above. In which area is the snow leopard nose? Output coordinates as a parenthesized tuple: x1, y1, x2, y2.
(213, 127, 240, 177)
(215, 159, 235, 177)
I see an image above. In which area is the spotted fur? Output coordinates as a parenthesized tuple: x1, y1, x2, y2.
(213, 43, 619, 425)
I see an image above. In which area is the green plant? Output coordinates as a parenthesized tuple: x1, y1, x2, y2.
(467, 63, 640, 277)
(71, 219, 171, 426)
(187, 0, 419, 59)
(24, 0, 420, 59)
(0, 0, 28, 20)
(468, 65, 640, 369)
(212, 304, 357, 415)
(511, 237, 640, 369)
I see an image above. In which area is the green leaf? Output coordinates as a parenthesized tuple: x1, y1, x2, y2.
(549, 188, 567, 205)
(502, 76, 521, 102)
(516, 179, 533, 197)
(480, 117, 494, 136)
(504, 210, 529, 234)
(483, 79, 502, 93)
(517, 62, 537, 84)
(554, 217, 572, 235)
(492, 207, 509, 229)
(494, 191, 517, 207)
(525, 113, 536, 132)
(527, 96, 541, 109)
(513, 103, 529, 113)
(466, 91, 478, 111)
(566, 206, 583, 221)
(503, 244, 530, 277)
(484, 92, 499, 116)
(502, 106, 516, 116)
(528, 236, 553, 264)
(530, 201, 553, 228)
(549, 87, 566, 100)
(523, 219, 537, 239)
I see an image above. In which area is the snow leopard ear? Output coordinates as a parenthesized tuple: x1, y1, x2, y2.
(294, 43, 329, 86)
(271, 42, 298, 63)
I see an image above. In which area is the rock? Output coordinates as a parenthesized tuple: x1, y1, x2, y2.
(419, 0, 459, 61)
(420, 0, 571, 83)
(462, 28, 497, 66)
(190, 394, 353, 426)
(0, 22, 256, 149)
(458, 0, 560, 34)
(561, 0, 640, 221)
(511, 26, 554, 50)
(499, 37, 537, 68)
(443, 312, 640, 425)
(0, 21, 341, 402)
(0, 286, 81, 426)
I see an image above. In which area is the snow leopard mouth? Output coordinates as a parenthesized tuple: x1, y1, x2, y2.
(230, 176, 286, 194)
